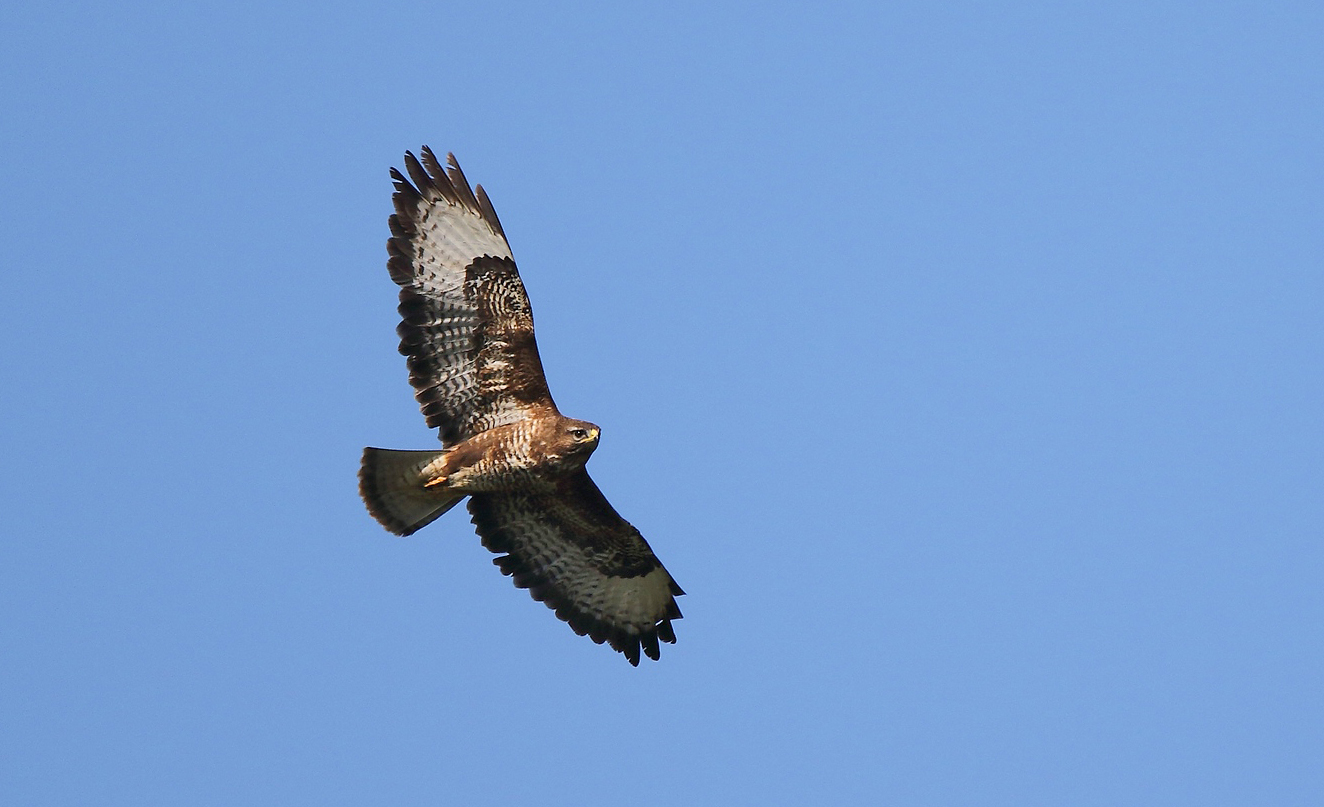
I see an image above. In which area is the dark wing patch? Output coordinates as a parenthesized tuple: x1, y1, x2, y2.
(466, 256, 555, 418)
(388, 148, 555, 444)
(468, 470, 684, 665)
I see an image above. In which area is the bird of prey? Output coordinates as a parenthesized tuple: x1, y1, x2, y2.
(359, 148, 683, 665)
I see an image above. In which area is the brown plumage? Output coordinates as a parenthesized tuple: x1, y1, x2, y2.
(359, 148, 683, 665)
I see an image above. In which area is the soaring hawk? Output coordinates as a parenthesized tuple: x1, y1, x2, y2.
(359, 148, 683, 665)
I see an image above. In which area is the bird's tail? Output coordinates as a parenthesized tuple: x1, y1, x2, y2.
(359, 448, 464, 536)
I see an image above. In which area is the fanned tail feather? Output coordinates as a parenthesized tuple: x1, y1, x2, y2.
(359, 448, 464, 536)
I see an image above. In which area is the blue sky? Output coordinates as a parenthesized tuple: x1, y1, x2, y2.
(2, 2, 1322, 804)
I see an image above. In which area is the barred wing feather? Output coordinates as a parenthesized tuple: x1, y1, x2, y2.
(388, 148, 556, 445)
(467, 471, 684, 666)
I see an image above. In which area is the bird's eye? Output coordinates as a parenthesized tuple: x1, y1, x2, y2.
(571, 428, 587, 439)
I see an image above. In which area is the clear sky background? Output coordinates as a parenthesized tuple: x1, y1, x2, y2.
(2, 2, 1321, 804)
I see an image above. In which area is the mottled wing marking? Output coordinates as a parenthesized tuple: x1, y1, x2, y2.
(465, 257, 556, 432)
(468, 470, 685, 665)
(388, 148, 553, 444)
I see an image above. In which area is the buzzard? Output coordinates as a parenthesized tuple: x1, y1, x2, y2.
(359, 148, 683, 665)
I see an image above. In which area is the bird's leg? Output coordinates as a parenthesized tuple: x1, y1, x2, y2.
(419, 449, 456, 489)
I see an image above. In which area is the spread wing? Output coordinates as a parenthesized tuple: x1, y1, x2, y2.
(468, 470, 685, 665)
(387, 147, 556, 445)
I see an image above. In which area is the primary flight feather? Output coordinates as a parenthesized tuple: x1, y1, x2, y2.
(359, 148, 683, 665)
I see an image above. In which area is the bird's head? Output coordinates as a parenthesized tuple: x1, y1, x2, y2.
(559, 418, 601, 459)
